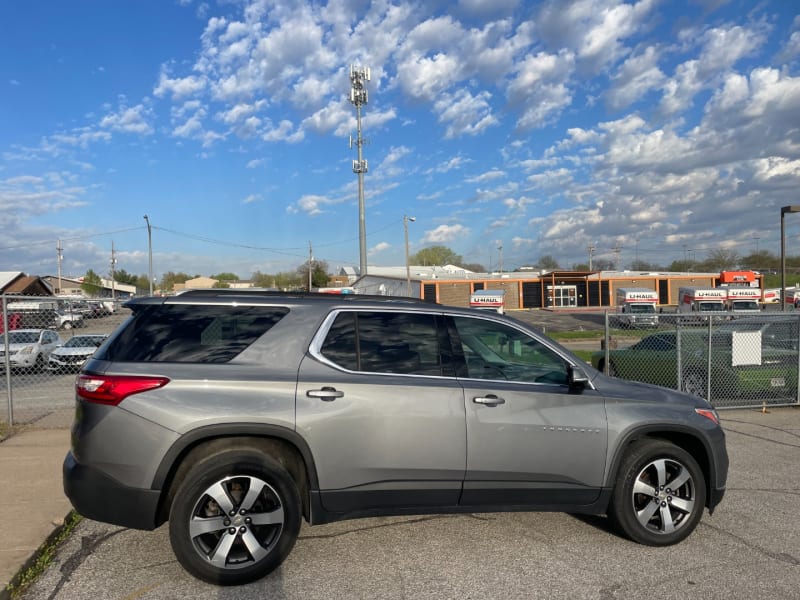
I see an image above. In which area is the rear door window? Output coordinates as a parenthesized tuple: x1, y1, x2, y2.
(320, 311, 448, 376)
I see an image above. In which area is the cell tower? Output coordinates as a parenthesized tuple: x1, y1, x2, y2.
(349, 64, 370, 276)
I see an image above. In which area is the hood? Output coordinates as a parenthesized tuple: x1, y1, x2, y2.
(592, 372, 710, 409)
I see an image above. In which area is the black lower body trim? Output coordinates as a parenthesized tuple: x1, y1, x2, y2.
(63, 452, 160, 530)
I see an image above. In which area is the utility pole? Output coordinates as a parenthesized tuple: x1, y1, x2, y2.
(587, 244, 595, 270)
(497, 242, 504, 273)
(308, 241, 313, 292)
(56, 239, 63, 295)
(144, 215, 153, 296)
(349, 65, 370, 276)
(110, 241, 117, 301)
(404, 215, 415, 296)
(612, 242, 623, 270)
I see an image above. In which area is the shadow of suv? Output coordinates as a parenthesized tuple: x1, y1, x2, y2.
(63, 291, 728, 586)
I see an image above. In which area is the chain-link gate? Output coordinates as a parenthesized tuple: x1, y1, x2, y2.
(1, 294, 128, 428)
(599, 311, 800, 409)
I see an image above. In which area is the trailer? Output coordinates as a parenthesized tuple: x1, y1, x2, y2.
(614, 288, 659, 328)
(469, 289, 505, 314)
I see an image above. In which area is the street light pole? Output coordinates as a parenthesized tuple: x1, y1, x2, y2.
(404, 215, 415, 296)
(781, 206, 800, 311)
(144, 215, 153, 296)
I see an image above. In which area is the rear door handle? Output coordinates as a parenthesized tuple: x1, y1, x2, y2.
(473, 394, 505, 407)
(307, 386, 344, 401)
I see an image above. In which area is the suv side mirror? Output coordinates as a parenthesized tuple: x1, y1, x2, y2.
(569, 365, 590, 391)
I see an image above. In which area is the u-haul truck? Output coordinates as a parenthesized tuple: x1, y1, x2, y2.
(470, 289, 505, 314)
(724, 287, 761, 314)
(762, 288, 780, 304)
(614, 288, 659, 327)
(785, 288, 800, 308)
(678, 287, 727, 322)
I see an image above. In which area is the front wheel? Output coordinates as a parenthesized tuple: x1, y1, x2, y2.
(169, 450, 302, 585)
(608, 440, 706, 546)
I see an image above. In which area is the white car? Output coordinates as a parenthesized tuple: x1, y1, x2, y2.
(48, 334, 108, 373)
(0, 329, 63, 371)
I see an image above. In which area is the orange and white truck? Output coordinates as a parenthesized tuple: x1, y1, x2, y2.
(470, 289, 505, 314)
(614, 288, 659, 327)
(678, 287, 727, 322)
(724, 287, 761, 314)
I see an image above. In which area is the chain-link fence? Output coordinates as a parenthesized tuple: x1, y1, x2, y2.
(1, 294, 129, 428)
(597, 311, 800, 409)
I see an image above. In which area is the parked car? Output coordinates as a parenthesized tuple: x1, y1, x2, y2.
(592, 330, 797, 400)
(0, 328, 63, 371)
(47, 334, 108, 373)
(716, 317, 800, 351)
(64, 291, 728, 586)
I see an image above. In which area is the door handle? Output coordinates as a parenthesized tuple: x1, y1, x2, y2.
(306, 386, 344, 401)
(473, 394, 505, 407)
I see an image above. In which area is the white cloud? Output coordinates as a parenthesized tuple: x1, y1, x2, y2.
(422, 223, 471, 243)
(369, 241, 391, 254)
(100, 104, 154, 135)
(434, 89, 498, 138)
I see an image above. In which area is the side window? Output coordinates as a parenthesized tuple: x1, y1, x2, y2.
(320, 311, 442, 376)
(452, 316, 569, 385)
(99, 305, 289, 363)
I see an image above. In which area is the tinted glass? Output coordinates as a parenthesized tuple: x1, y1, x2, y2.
(99, 305, 288, 363)
(453, 316, 568, 384)
(320, 311, 442, 376)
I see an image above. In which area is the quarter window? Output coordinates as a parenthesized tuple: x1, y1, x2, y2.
(99, 305, 289, 363)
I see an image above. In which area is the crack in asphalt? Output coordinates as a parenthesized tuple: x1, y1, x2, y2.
(722, 418, 800, 441)
(700, 521, 800, 566)
(47, 528, 128, 600)
(718, 425, 800, 449)
(298, 515, 457, 540)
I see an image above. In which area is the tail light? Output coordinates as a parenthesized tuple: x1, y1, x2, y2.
(76, 374, 169, 406)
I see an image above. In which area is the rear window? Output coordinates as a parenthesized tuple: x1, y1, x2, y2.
(98, 304, 289, 363)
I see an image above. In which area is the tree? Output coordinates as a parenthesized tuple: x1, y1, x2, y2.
(296, 260, 330, 290)
(211, 272, 239, 281)
(571, 263, 589, 271)
(536, 255, 560, 270)
(81, 269, 103, 295)
(700, 248, 739, 272)
(160, 271, 191, 291)
(628, 260, 663, 271)
(113, 269, 138, 285)
(134, 275, 151, 291)
(410, 246, 463, 267)
(461, 263, 486, 273)
(212, 280, 231, 288)
(251, 271, 275, 288)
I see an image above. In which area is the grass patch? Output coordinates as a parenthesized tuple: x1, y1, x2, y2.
(570, 349, 595, 364)
(5, 511, 83, 599)
(546, 330, 604, 341)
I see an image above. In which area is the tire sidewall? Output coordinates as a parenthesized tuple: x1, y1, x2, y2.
(610, 440, 706, 546)
(169, 450, 302, 586)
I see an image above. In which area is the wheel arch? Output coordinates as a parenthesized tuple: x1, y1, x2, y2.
(607, 425, 714, 510)
(152, 424, 319, 527)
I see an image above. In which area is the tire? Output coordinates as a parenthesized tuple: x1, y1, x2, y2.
(33, 353, 46, 373)
(169, 450, 302, 586)
(608, 440, 706, 546)
(682, 371, 707, 399)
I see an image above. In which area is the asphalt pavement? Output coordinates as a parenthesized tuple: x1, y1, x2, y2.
(3, 406, 800, 599)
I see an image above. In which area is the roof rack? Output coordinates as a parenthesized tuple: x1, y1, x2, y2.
(172, 289, 431, 304)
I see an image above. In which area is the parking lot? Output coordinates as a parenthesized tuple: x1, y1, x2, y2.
(18, 407, 800, 600)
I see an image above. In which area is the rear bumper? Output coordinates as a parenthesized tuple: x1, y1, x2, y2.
(63, 451, 161, 530)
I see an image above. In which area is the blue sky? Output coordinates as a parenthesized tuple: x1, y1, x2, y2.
(1, 0, 799, 281)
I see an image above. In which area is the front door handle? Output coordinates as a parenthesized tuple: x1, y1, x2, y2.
(473, 394, 505, 407)
(307, 386, 344, 401)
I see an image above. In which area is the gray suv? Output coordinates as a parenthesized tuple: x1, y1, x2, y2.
(63, 291, 728, 586)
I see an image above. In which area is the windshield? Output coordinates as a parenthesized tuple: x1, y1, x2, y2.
(8, 331, 39, 344)
(64, 336, 105, 348)
(629, 304, 656, 314)
(731, 301, 759, 311)
(699, 302, 725, 312)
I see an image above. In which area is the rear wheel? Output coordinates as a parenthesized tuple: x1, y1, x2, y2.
(169, 450, 301, 585)
(608, 440, 705, 546)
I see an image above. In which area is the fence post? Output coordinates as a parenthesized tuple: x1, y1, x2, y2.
(2, 294, 13, 426)
(676, 316, 682, 392)
(603, 311, 610, 375)
(706, 314, 713, 403)
(796, 313, 800, 406)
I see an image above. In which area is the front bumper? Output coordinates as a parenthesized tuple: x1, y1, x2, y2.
(63, 451, 161, 530)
